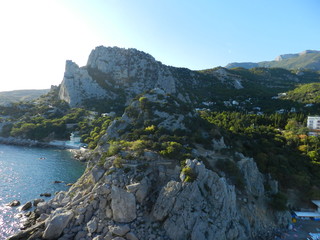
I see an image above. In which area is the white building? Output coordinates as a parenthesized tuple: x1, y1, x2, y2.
(307, 116, 320, 136)
(307, 116, 320, 130)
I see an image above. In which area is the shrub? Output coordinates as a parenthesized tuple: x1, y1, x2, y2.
(160, 141, 183, 159)
(113, 156, 124, 168)
(216, 159, 244, 189)
(182, 166, 197, 182)
(107, 142, 121, 156)
(270, 192, 288, 211)
(145, 125, 156, 132)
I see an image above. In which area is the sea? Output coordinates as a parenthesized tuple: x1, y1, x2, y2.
(0, 144, 85, 239)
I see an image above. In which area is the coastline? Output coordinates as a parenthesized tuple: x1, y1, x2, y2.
(0, 144, 86, 239)
(0, 136, 85, 150)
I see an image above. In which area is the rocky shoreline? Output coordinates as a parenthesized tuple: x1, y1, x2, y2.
(7, 155, 291, 240)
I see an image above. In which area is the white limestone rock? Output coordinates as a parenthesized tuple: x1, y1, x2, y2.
(237, 157, 265, 197)
(153, 159, 246, 240)
(59, 46, 178, 108)
(42, 210, 74, 239)
(111, 186, 136, 223)
(59, 60, 108, 107)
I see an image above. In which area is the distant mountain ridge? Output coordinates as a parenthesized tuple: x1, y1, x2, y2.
(0, 89, 49, 106)
(226, 50, 320, 71)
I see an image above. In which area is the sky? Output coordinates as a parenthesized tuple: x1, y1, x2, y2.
(0, 0, 319, 92)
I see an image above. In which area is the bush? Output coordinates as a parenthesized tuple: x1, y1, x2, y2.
(270, 192, 288, 211)
(160, 141, 183, 159)
(182, 166, 197, 182)
(107, 142, 121, 156)
(216, 159, 244, 189)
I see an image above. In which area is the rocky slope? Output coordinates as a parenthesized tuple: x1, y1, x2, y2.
(226, 50, 320, 71)
(9, 90, 291, 240)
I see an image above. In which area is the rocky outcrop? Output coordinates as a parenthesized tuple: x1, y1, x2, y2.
(9, 153, 290, 240)
(152, 159, 280, 240)
(111, 186, 136, 222)
(237, 156, 264, 197)
(42, 210, 74, 239)
(59, 60, 107, 107)
(59, 46, 178, 107)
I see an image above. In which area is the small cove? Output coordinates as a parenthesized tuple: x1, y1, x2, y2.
(0, 144, 85, 239)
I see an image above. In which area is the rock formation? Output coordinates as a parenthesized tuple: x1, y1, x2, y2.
(59, 46, 178, 108)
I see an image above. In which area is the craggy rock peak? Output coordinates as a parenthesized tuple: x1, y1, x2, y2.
(59, 46, 177, 107)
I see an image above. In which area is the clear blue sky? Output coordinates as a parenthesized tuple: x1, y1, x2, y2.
(0, 0, 319, 91)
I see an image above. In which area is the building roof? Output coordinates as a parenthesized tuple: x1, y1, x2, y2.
(312, 200, 320, 207)
(294, 211, 320, 218)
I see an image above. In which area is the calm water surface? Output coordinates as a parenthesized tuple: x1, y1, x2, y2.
(0, 144, 85, 238)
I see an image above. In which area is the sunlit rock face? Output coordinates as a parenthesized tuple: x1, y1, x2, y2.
(59, 46, 177, 107)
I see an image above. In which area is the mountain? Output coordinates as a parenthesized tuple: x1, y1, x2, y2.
(0, 89, 49, 106)
(58, 46, 320, 114)
(226, 50, 320, 71)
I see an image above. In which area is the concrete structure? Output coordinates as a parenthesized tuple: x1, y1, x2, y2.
(293, 200, 320, 220)
(307, 116, 320, 130)
(307, 116, 320, 136)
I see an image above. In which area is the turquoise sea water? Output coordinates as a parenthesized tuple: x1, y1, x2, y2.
(0, 144, 85, 239)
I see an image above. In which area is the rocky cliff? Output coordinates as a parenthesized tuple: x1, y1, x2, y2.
(59, 46, 179, 108)
(9, 90, 291, 240)
(58, 46, 252, 110)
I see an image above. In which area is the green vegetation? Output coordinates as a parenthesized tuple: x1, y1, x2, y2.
(284, 83, 320, 104)
(181, 166, 197, 182)
(216, 159, 244, 189)
(270, 192, 288, 211)
(79, 116, 112, 149)
(200, 110, 320, 199)
(2, 108, 86, 141)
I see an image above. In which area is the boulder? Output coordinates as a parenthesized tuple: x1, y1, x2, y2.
(126, 177, 150, 203)
(125, 232, 139, 240)
(20, 201, 32, 211)
(110, 224, 130, 236)
(111, 186, 136, 222)
(91, 166, 106, 183)
(37, 213, 49, 222)
(40, 193, 52, 197)
(87, 217, 98, 234)
(8, 200, 20, 207)
(33, 198, 45, 206)
(42, 210, 74, 239)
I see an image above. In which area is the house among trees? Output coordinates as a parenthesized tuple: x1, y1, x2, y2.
(307, 116, 320, 136)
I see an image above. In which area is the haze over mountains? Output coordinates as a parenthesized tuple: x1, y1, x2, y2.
(0, 89, 49, 106)
(226, 50, 320, 71)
